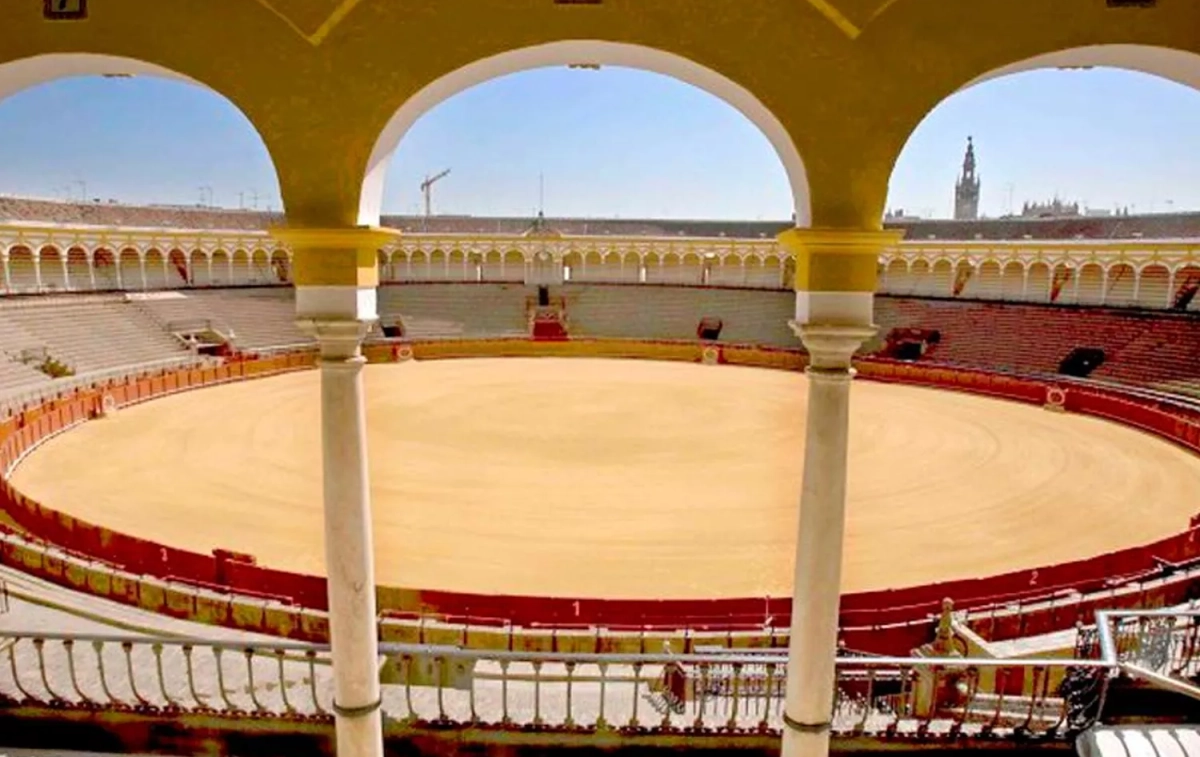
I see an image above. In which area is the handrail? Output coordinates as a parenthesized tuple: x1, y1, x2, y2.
(4, 609, 1195, 738)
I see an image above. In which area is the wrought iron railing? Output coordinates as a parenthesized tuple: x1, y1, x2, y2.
(0, 628, 1143, 738)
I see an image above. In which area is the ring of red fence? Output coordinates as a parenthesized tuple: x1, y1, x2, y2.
(1045, 386, 1067, 408)
(701, 346, 720, 365)
(397, 345, 414, 362)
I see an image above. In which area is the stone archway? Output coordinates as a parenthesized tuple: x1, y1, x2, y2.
(357, 40, 810, 228)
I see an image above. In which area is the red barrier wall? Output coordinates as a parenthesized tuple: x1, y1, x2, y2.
(1, 342, 1199, 650)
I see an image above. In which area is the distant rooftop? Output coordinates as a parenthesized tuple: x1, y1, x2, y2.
(1, 196, 1199, 241)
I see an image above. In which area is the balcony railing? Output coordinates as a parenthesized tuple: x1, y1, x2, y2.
(4, 610, 1195, 742)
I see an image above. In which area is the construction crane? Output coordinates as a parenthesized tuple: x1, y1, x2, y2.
(420, 169, 451, 227)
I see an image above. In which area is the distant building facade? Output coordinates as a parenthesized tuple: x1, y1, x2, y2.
(1021, 198, 1081, 218)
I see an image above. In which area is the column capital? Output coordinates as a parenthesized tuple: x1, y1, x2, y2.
(778, 227, 903, 328)
(298, 318, 374, 360)
(789, 322, 876, 371)
(271, 225, 399, 321)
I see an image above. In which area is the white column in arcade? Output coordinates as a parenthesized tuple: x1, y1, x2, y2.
(776, 228, 900, 757)
(277, 225, 394, 757)
(301, 316, 383, 757)
(782, 323, 873, 757)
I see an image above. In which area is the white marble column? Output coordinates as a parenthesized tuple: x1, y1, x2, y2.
(300, 318, 383, 757)
(782, 322, 875, 757)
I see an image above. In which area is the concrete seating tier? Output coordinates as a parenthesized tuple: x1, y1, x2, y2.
(563, 284, 795, 345)
(0, 286, 1195, 393)
(137, 289, 312, 349)
(871, 296, 1200, 383)
(378, 283, 529, 338)
(0, 296, 189, 373)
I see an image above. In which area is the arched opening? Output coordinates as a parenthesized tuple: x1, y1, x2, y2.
(1027, 262, 1052, 303)
(621, 252, 641, 284)
(145, 250, 168, 289)
(118, 249, 142, 290)
(481, 251, 502, 281)
(428, 250, 448, 282)
(66, 247, 90, 290)
(1136, 264, 1171, 310)
(447, 250, 467, 282)
(250, 250, 271, 284)
(358, 41, 807, 227)
(38, 247, 66, 292)
(1077, 263, 1106, 306)
(660, 253, 682, 284)
(1106, 263, 1137, 308)
(0, 53, 282, 294)
(562, 252, 583, 284)
(189, 251, 209, 287)
(269, 251, 290, 284)
(890, 45, 1200, 219)
(501, 250, 525, 283)
(909, 259, 932, 296)
(886, 43, 1200, 336)
(1000, 262, 1025, 301)
(1173, 264, 1200, 311)
(952, 261, 974, 298)
(230, 250, 252, 287)
(974, 261, 1003, 300)
(883, 259, 910, 295)
(210, 251, 231, 287)
(7, 246, 35, 293)
(1050, 263, 1075, 304)
(930, 259, 954, 299)
(641, 253, 662, 284)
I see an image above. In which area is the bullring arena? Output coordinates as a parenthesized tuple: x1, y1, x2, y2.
(3, 219, 1200, 754)
(12, 356, 1200, 602)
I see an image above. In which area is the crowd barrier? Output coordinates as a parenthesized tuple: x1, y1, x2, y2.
(1, 338, 1199, 653)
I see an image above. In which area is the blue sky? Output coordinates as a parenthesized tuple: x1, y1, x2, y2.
(0, 66, 1196, 220)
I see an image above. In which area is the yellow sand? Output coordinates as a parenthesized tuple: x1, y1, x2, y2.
(13, 358, 1200, 598)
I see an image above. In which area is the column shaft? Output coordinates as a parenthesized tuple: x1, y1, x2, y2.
(319, 342, 383, 757)
(783, 366, 852, 757)
(781, 324, 874, 757)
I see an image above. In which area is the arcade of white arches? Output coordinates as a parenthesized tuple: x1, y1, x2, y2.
(6, 3, 1200, 756)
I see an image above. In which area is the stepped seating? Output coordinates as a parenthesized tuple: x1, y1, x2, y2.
(564, 284, 795, 345)
(874, 297, 1200, 388)
(0, 297, 189, 373)
(378, 284, 529, 338)
(1095, 317, 1200, 384)
(0, 358, 52, 393)
(0, 317, 53, 393)
(139, 289, 311, 349)
(873, 298, 1157, 376)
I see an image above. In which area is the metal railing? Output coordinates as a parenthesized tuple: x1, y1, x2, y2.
(6, 611, 1195, 739)
(1093, 608, 1200, 699)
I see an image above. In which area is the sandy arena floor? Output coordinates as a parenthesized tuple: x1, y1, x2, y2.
(13, 358, 1200, 599)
